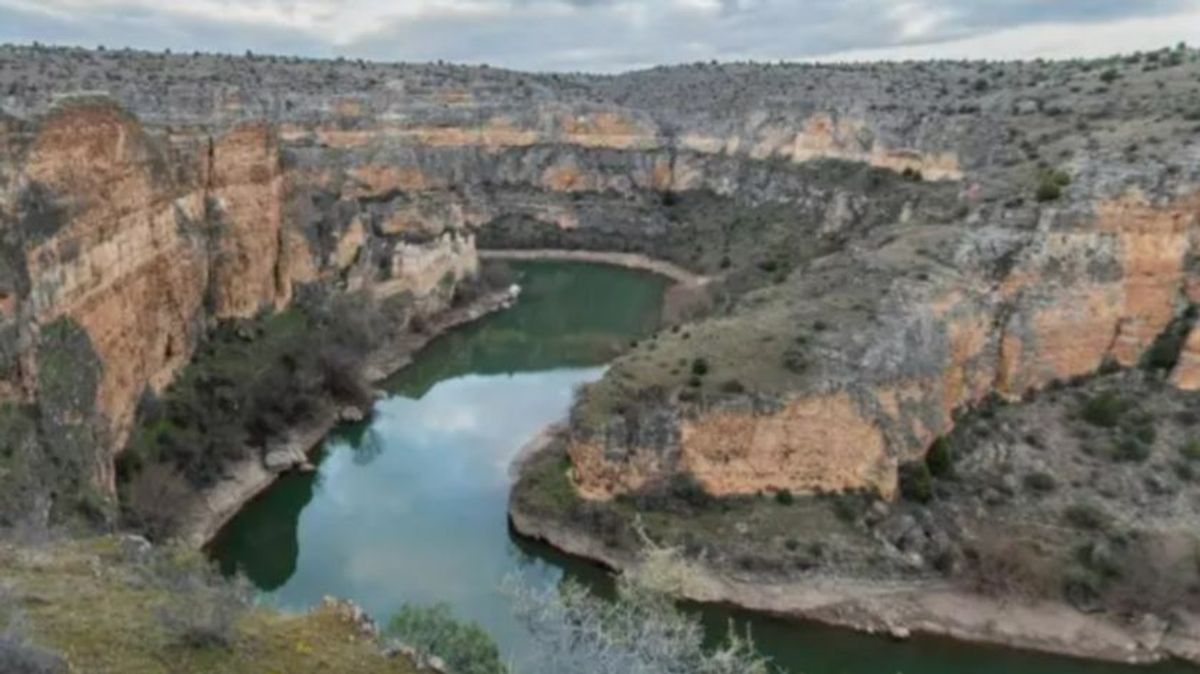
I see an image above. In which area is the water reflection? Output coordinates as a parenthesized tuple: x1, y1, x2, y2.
(215, 465, 319, 591)
(210, 261, 668, 665)
(211, 261, 1199, 674)
(389, 262, 666, 398)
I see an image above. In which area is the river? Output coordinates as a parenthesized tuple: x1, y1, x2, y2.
(211, 260, 1195, 674)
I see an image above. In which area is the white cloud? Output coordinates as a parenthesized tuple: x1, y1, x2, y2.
(816, 8, 1200, 62)
(887, 1, 957, 41)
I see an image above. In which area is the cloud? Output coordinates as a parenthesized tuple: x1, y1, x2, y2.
(0, 0, 1196, 71)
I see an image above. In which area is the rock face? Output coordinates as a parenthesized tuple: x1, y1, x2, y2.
(569, 185, 1200, 500)
(1, 45, 1199, 511)
(2, 102, 478, 458)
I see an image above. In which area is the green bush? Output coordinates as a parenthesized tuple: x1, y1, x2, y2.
(1035, 169, 1071, 202)
(1023, 471, 1057, 494)
(719, 379, 746, 394)
(120, 292, 389, 533)
(1079, 391, 1130, 428)
(386, 605, 504, 674)
(1181, 439, 1200, 462)
(774, 489, 794, 506)
(899, 462, 934, 503)
(1063, 502, 1110, 532)
(829, 490, 874, 523)
(1111, 436, 1152, 463)
(690, 357, 709, 377)
(667, 473, 714, 510)
(925, 437, 954, 478)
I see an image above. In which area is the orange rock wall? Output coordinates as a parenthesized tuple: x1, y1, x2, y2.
(569, 190, 1200, 501)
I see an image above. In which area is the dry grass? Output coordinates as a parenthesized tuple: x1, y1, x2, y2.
(0, 536, 418, 674)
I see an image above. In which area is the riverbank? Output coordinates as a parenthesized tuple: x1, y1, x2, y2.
(178, 288, 517, 548)
(508, 431, 1200, 669)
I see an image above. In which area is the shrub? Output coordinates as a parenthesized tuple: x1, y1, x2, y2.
(1111, 436, 1152, 463)
(718, 379, 745, 394)
(1181, 439, 1200, 462)
(830, 490, 874, 523)
(925, 437, 954, 477)
(386, 604, 504, 674)
(667, 473, 713, 510)
(963, 538, 1056, 599)
(1063, 502, 1110, 532)
(690, 358, 709, 377)
(122, 463, 190, 542)
(782, 348, 808, 374)
(1079, 391, 1129, 428)
(1035, 168, 1071, 202)
(1023, 471, 1057, 494)
(899, 462, 934, 503)
(774, 489, 794, 505)
(150, 551, 251, 651)
(1099, 68, 1121, 83)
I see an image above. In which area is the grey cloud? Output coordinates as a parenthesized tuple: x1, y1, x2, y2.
(0, 0, 1196, 72)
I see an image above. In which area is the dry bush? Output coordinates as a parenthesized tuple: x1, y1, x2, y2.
(145, 548, 252, 650)
(1104, 532, 1200, 615)
(122, 463, 190, 541)
(962, 536, 1058, 599)
(505, 574, 768, 674)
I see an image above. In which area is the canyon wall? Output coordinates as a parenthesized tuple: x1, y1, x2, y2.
(1, 46, 1197, 512)
(567, 184, 1200, 499)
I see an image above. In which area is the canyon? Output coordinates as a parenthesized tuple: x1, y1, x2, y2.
(2, 43, 1200, 668)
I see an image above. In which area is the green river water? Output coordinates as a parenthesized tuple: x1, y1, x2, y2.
(210, 261, 1196, 674)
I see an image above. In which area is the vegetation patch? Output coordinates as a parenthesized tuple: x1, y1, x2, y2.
(120, 290, 397, 538)
(898, 461, 934, 503)
(1079, 390, 1132, 428)
(1034, 168, 1071, 202)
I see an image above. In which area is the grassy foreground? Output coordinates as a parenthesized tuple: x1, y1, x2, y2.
(0, 535, 418, 674)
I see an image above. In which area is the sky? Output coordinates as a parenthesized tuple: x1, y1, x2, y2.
(0, 0, 1197, 73)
